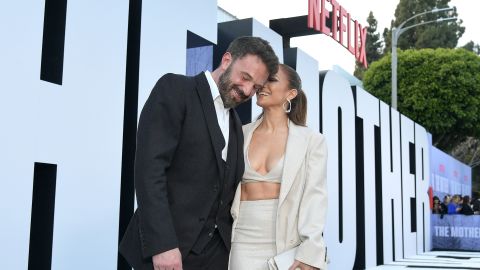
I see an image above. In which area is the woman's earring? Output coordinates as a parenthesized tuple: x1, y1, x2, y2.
(283, 99, 292, 113)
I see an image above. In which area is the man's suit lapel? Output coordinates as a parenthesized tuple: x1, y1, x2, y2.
(232, 111, 244, 184)
(278, 121, 309, 206)
(195, 73, 225, 178)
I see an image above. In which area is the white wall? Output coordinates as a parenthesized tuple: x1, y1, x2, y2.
(321, 71, 357, 269)
(0, 1, 435, 269)
(0, 1, 129, 269)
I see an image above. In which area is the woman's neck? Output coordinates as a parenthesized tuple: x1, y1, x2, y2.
(260, 108, 289, 132)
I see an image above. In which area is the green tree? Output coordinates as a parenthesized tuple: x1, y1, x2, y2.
(363, 48, 480, 151)
(462, 41, 480, 55)
(354, 11, 383, 80)
(383, 0, 464, 53)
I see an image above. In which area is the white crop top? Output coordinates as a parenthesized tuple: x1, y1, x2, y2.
(242, 146, 284, 183)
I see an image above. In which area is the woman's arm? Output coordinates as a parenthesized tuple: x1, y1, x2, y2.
(295, 133, 328, 269)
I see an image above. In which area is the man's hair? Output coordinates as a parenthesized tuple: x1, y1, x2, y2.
(226, 36, 279, 77)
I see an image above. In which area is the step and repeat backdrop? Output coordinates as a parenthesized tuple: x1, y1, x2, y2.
(0, 0, 449, 269)
(430, 144, 475, 251)
(430, 145, 472, 200)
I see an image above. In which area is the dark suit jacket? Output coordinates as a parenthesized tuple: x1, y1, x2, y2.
(119, 72, 244, 269)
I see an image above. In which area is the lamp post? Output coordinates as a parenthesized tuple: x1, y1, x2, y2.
(391, 7, 457, 109)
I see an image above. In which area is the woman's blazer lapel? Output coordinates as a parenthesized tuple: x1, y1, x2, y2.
(230, 120, 260, 221)
(242, 119, 262, 159)
(278, 121, 309, 207)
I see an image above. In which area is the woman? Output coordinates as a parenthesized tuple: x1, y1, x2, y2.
(229, 64, 328, 270)
(459, 195, 474, 215)
(432, 196, 442, 214)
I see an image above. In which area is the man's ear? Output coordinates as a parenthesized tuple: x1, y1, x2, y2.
(220, 52, 232, 71)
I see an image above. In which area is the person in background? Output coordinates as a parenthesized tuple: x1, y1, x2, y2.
(447, 195, 460, 214)
(459, 195, 474, 215)
(472, 197, 480, 215)
(432, 196, 442, 214)
(440, 195, 450, 214)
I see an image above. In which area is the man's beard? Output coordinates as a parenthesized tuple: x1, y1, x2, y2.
(218, 65, 249, 108)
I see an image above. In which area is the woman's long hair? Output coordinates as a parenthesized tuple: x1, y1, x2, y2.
(282, 64, 307, 126)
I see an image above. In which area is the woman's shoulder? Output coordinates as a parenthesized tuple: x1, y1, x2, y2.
(292, 123, 326, 143)
(242, 120, 259, 133)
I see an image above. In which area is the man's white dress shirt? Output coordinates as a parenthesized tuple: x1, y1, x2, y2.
(205, 71, 229, 161)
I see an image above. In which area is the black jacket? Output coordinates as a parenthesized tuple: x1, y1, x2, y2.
(119, 73, 244, 269)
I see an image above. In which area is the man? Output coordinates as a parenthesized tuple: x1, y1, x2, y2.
(447, 194, 460, 214)
(440, 195, 450, 214)
(119, 36, 279, 270)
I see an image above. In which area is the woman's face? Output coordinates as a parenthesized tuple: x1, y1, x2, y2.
(256, 66, 296, 109)
(453, 196, 461, 204)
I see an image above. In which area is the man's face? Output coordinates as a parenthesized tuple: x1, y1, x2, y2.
(218, 54, 269, 108)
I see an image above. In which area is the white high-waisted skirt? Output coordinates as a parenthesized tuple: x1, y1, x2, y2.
(229, 199, 278, 270)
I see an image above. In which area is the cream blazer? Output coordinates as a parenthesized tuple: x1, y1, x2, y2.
(231, 119, 328, 269)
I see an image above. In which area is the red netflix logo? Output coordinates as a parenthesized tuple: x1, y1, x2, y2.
(308, 0, 368, 68)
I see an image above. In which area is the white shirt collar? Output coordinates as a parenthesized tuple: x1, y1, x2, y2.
(204, 71, 222, 104)
(204, 71, 230, 161)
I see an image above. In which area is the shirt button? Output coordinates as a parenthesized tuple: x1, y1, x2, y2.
(208, 232, 213, 237)
(214, 224, 218, 229)
(220, 200, 224, 205)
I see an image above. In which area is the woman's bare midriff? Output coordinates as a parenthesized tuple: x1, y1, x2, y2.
(240, 182, 281, 201)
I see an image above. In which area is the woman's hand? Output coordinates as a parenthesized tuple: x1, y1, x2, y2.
(288, 260, 318, 270)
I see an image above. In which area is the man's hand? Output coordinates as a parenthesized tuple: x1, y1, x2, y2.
(289, 259, 319, 270)
(152, 248, 182, 270)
